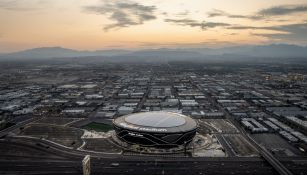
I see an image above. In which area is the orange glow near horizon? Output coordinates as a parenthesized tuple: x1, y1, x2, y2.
(0, 0, 307, 52)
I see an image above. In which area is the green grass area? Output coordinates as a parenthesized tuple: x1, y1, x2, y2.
(82, 122, 113, 132)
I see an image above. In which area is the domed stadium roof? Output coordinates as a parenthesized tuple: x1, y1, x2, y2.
(124, 112, 186, 128)
(113, 111, 197, 133)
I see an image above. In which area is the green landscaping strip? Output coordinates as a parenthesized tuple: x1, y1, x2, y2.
(82, 122, 113, 132)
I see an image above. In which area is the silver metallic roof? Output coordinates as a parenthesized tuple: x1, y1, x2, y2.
(113, 112, 197, 133)
(124, 112, 186, 128)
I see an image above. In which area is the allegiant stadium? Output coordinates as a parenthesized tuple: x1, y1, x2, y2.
(113, 111, 198, 148)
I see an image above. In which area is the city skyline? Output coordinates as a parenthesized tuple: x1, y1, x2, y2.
(1, 0, 307, 53)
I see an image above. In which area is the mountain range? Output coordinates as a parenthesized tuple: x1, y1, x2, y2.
(0, 44, 307, 60)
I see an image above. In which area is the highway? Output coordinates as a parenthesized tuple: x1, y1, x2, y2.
(0, 102, 297, 175)
(246, 134, 294, 175)
(0, 136, 279, 175)
(0, 158, 278, 175)
(216, 99, 293, 175)
(193, 80, 294, 175)
(0, 117, 39, 138)
(215, 134, 236, 157)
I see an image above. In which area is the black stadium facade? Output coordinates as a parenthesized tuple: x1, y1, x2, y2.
(113, 112, 198, 148)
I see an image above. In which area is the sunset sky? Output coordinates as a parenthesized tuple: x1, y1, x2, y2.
(0, 0, 307, 52)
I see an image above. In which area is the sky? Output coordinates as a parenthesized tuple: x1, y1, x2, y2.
(0, 0, 307, 53)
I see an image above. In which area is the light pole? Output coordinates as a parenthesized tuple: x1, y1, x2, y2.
(82, 155, 91, 175)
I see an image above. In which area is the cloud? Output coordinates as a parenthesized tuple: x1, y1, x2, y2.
(0, 0, 47, 11)
(0, 0, 18, 9)
(228, 22, 307, 43)
(84, 0, 156, 31)
(165, 18, 230, 30)
(228, 22, 307, 31)
(175, 10, 190, 17)
(135, 40, 239, 48)
(208, 4, 307, 20)
(207, 9, 262, 20)
(258, 4, 307, 16)
(227, 26, 271, 30)
(253, 23, 307, 43)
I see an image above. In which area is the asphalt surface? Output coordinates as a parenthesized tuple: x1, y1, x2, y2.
(0, 117, 39, 138)
(0, 106, 304, 175)
(215, 134, 236, 157)
(0, 137, 280, 175)
(0, 125, 306, 175)
(193, 81, 296, 175)
(0, 158, 279, 175)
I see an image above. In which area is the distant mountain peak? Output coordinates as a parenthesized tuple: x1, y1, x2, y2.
(0, 44, 306, 59)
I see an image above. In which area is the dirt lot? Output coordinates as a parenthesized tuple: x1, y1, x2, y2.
(33, 117, 77, 126)
(83, 138, 122, 153)
(253, 133, 305, 157)
(223, 134, 258, 156)
(198, 119, 239, 134)
(19, 123, 84, 149)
